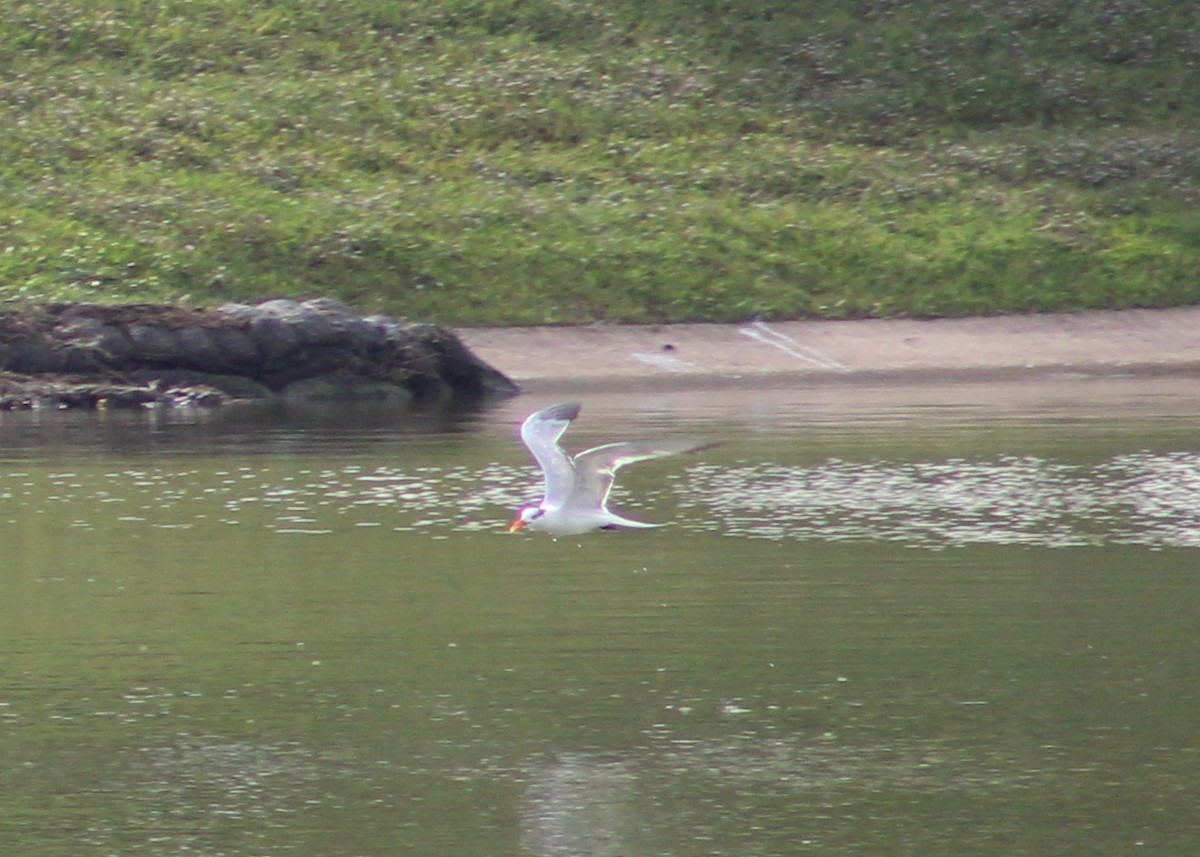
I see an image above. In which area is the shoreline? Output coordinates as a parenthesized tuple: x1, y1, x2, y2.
(456, 306, 1200, 394)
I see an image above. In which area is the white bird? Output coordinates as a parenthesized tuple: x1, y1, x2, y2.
(508, 402, 712, 536)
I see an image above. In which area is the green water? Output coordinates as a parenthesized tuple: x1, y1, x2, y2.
(0, 388, 1197, 856)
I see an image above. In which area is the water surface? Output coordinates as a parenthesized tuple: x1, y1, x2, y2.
(1, 379, 1197, 856)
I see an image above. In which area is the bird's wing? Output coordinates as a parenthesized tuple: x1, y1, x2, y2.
(519, 402, 582, 508)
(567, 439, 714, 511)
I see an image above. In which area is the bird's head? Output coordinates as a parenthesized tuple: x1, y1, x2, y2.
(508, 504, 545, 532)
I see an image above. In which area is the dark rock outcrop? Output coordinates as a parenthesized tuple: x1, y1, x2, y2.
(0, 300, 518, 409)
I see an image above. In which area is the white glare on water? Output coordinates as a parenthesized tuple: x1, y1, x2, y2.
(6, 451, 1200, 549)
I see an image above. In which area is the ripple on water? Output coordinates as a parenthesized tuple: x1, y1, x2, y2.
(4, 451, 1199, 549)
(677, 451, 1200, 549)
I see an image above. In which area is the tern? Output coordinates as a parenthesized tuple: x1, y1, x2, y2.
(508, 402, 711, 536)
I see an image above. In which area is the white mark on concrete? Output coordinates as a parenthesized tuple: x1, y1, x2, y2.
(629, 352, 702, 373)
(738, 322, 850, 372)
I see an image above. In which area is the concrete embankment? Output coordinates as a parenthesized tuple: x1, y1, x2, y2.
(457, 307, 1200, 393)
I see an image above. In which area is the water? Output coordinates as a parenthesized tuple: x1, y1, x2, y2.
(1, 379, 1198, 856)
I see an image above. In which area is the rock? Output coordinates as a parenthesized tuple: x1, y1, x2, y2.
(260, 343, 359, 388)
(208, 326, 262, 369)
(0, 300, 517, 409)
(55, 317, 133, 372)
(123, 369, 275, 400)
(213, 302, 260, 324)
(174, 325, 227, 371)
(251, 299, 340, 346)
(305, 298, 389, 349)
(279, 375, 413, 406)
(93, 324, 136, 364)
(128, 323, 182, 363)
(247, 316, 301, 362)
(3, 338, 65, 374)
(402, 323, 520, 398)
(0, 374, 231, 410)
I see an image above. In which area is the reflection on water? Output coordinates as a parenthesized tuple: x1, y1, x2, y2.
(518, 732, 1041, 856)
(682, 451, 1200, 548)
(1, 387, 1199, 856)
(522, 754, 642, 857)
(134, 736, 322, 832)
(16, 448, 1200, 549)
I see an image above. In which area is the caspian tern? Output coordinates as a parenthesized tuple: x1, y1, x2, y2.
(508, 402, 711, 536)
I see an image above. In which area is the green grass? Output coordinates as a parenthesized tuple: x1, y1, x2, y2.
(1, 0, 1198, 324)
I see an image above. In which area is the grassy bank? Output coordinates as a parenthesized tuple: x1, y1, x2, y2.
(1, 0, 1198, 324)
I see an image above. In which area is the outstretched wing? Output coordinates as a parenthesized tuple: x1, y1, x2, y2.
(568, 438, 714, 513)
(519, 402, 582, 508)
